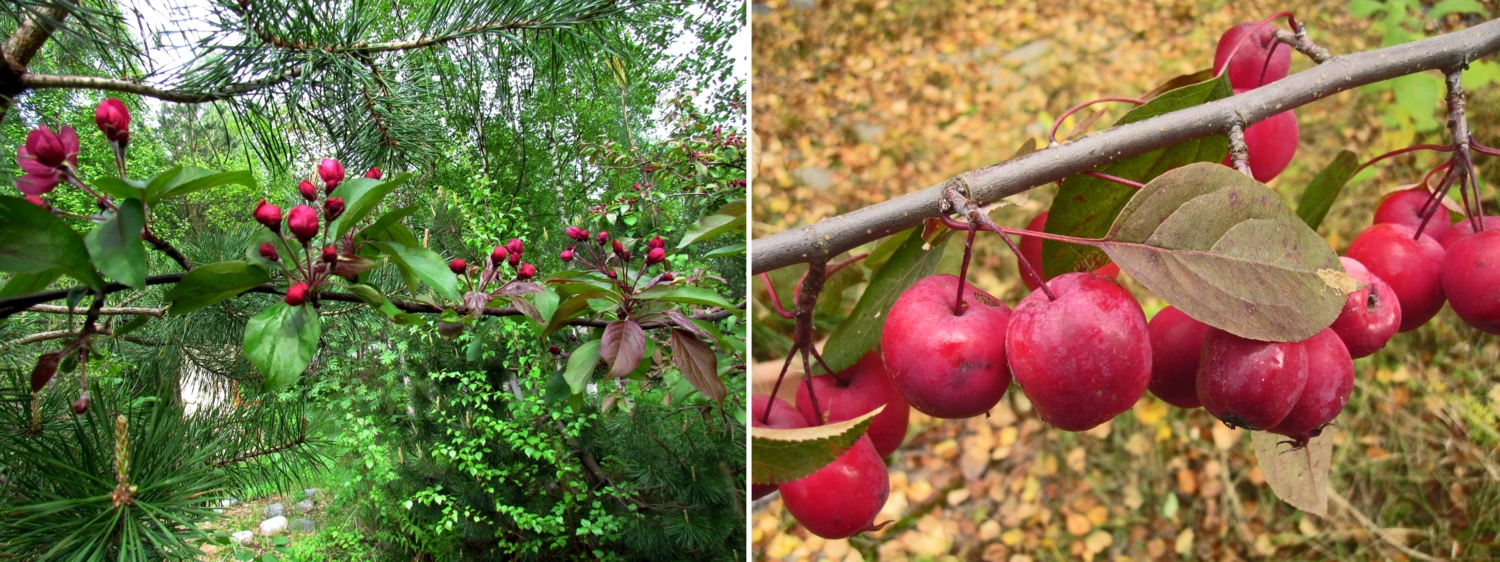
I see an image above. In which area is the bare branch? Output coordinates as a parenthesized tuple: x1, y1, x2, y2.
(751, 20, 1500, 274)
(19, 69, 300, 104)
(24, 305, 164, 317)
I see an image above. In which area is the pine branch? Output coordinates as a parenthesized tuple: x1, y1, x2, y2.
(18, 66, 304, 103)
(209, 433, 307, 468)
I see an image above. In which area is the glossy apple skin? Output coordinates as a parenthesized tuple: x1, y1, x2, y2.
(1269, 329, 1354, 446)
(1346, 223, 1447, 332)
(751, 395, 808, 500)
(1196, 328, 1308, 430)
(1374, 188, 1451, 242)
(778, 436, 889, 539)
(1329, 257, 1402, 359)
(1018, 212, 1119, 291)
(1441, 229, 1500, 334)
(1006, 273, 1152, 431)
(1214, 22, 1292, 88)
(1146, 306, 1211, 409)
(1220, 88, 1297, 183)
(796, 351, 911, 457)
(881, 275, 1013, 419)
(1439, 216, 1500, 249)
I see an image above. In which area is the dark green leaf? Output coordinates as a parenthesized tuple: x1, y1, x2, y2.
(333, 173, 412, 239)
(163, 261, 271, 315)
(821, 227, 951, 373)
(751, 406, 882, 485)
(84, 198, 147, 289)
(358, 205, 420, 241)
(1296, 150, 1359, 230)
(0, 195, 104, 290)
(371, 241, 462, 302)
(637, 286, 740, 314)
(0, 270, 60, 298)
(703, 242, 745, 258)
(1043, 74, 1233, 277)
(676, 213, 744, 248)
(243, 302, 321, 392)
(90, 176, 145, 200)
(110, 314, 150, 339)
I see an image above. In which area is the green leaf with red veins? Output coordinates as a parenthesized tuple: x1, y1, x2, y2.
(1295, 150, 1359, 230)
(563, 340, 602, 394)
(1251, 430, 1333, 516)
(163, 261, 271, 315)
(1042, 74, 1232, 278)
(511, 294, 545, 326)
(1097, 162, 1344, 342)
(601, 320, 646, 378)
(0, 195, 105, 290)
(243, 302, 321, 392)
(820, 227, 951, 374)
(669, 328, 723, 405)
(85, 198, 147, 289)
(751, 406, 883, 485)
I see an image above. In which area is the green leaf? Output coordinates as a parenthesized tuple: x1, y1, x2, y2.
(703, 242, 745, 258)
(243, 302, 321, 392)
(1392, 73, 1444, 132)
(600, 320, 645, 378)
(1428, 0, 1486, 19)
(145, 166, 256, 202)
(0, 270, 60, 298)
(751, 406, 883, 485)
(84, 198, 147, 289)
(669, 328, 723, 405)
(357, 205, 419, 241)
(372, 241, 462, 302)
(1097, 163, 1345, 341)
(541, 293, 597, 337)
(348, 283, 404, 318)
(563, 340, 602, 394)
(333, 173, 413, 239)
(163, 261, 271, 315)
(91, 176, 145, 200)
(1296, 150, 1359, 230)
(821, 227, 951, 373)
(1251, 430, 1333, 517)
(1043, 74, 1233, 277)
(638, 286, 741, 314)
(1348, 0, 1384, 17)
(110, 314, 150, 340)
(676, 213, 745, 248)
(0, 196, 104, 290)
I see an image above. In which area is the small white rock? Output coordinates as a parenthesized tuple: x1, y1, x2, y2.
(231, 530, 254, 545)
(259, 516, 288, 536)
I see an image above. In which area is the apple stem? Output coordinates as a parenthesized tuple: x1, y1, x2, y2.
(941, 183, 1057, 301)
(954, 222, 977, 316)
(800, 347, 824, 425)
(1354, 144, 1455, 179)
(758, 273, 794, 320)
(1082, 171, 1144, 189)
(1048, 97, 1144, 146)
(761, 350, 799, 425)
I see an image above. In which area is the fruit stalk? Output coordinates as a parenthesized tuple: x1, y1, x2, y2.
(940, 184, 1055, 301)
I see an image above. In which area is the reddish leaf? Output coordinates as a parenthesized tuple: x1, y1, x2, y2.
(600, 320, 645, 378)
(666, 309, 713, 341)
(463, 291, 492, 319)
(497, 281, 544, 295)
(669, 328, 724, 405)
(30, 352, 61, 392)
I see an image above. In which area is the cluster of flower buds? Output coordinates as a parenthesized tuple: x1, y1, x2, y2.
(729, 178, 747, 189)
(646, 236, 666, 265)
(250, 157, 380, 307)
(559, 224, 673, 289)
(710, 126, 745, 150)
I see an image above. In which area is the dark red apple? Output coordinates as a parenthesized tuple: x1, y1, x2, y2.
(1221, 88, 1297, 183)
(1328, 257, 1402, 359)
(1374, 187, 1451, 242)
(1439, 216, 1500, 249)
(778, 436, 889, 539)
(881, 275, 1013, 419)
(1214, 22, 1292, 88)
(1146, 306, 1211, 409)
(751, 395, 806, 501)
(1196, 328, 1308, 430)
(1346, 223, 1446, 332)
(1441, 229, 1500, 334)
(796, 351, 911, 457)
(1018, 212, 1119, 291)
(1006, 273, 1152, 431)
(1268, 328, 1353, 447)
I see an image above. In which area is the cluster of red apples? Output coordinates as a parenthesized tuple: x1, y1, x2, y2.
(754, 21, 1500, 541)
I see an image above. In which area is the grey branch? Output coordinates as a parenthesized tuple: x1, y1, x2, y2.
(751, 20, 1500, 274)
(1227, 120, 1253, 177)
(20, 68, 301, 103)
(24, 305, 164, 317)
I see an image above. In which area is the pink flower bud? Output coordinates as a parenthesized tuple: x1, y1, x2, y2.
(24, 126, 67, 168)
(607, 269, 618, 279)
(322, 246, 338, 263)
(94, 98, 131, 145)
(549, 345, 561, 355)
(72, 391, 91, 415)
(597, 231, 609, 245)
(285, 282, 309, 306)
(298, 180, 318, 202)
(612, 239, 627, 256)
(364, 167, 382, 179)
(287, 204, 319, 244)
(661, 272, 674, 281)
(24, 195, 48, 209)
(254, 199, 283, 234)
(647, 236, 665, 250)
(518, 263, 536, 280)
(323, 197, 344, 222)
(560, 249, 574, 262)
(507, 252, 521, 266)
(491, 245, 508, 265)
(449, 258, 467, 275)
(318, 158, 345, 192)
(260, 242, 279, 261)
(566, 225, 583, 240)
(646, 247, 666, 265)
(506, 238, 524, 255)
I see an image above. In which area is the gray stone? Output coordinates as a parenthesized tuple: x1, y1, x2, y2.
(263, 503, 284, 518)
(853, 122, 884, 144)
(793, 167, 833, 190)
(259, 515, 288, 536)
(788, 0, 816, 9)
(303, 488, 320, 498)
(289, 518, 315, 532)
(751, 3, 773, 16)
(294, 499, 314, 513)
(1002, 39, 1053, 65)
(217, 497, 239, 509)
(231, 530, 254, 546)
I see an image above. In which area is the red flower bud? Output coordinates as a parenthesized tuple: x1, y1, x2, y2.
(597, 231, 609, 245)
(566, 225, 583, 240)
(517, 263, 536, 280)
(72, 391, 91, 415)
(260, 242, 280, 261)
(549, 345, 561, 355)
(612, 239, 627, 256)
(607, 269, 618, 279)
(323, 197, 345, 222)
(24, 194, 48, 209)
(318, 158, 345, 192)
(287, 204, 319, 244)
(323, 246, 338, 263)
(661, 272, 674, 281)
(491, 245, 508, 265)
(633, 183, 641, 190)
(646, 247, 666, 265)
(647, 236, 665, 250)
(285, 282, 309, 306)
(507, 252, 521, 266)
(506, 238, 525, 255)
(94, 98, 131, 145)
(254, 199, 283, 234)
(364, 167, 382, 179)
(298, 180, 318, 202)
(560, 249, 574, 262)
(449, 258, 467, 275)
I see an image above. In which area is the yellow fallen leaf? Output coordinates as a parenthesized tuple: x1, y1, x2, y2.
(1134, 398, 1168, 426)
(1084, 530, 1113, 553)
(1001, 528, 1025, 546)
(1086, 505, 1109, 526)
(1065, 512, 1091, 536)
(1175, 529, 1195, 554)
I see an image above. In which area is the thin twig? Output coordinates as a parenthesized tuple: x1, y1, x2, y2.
(23, 305, 164, 317)
(1326, 486, 1443, 562)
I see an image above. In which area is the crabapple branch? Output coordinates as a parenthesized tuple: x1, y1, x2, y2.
(751, 19, 1500, 274)
(1227, 120, 1253, 177)
(1274, 26, 1333, 64)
